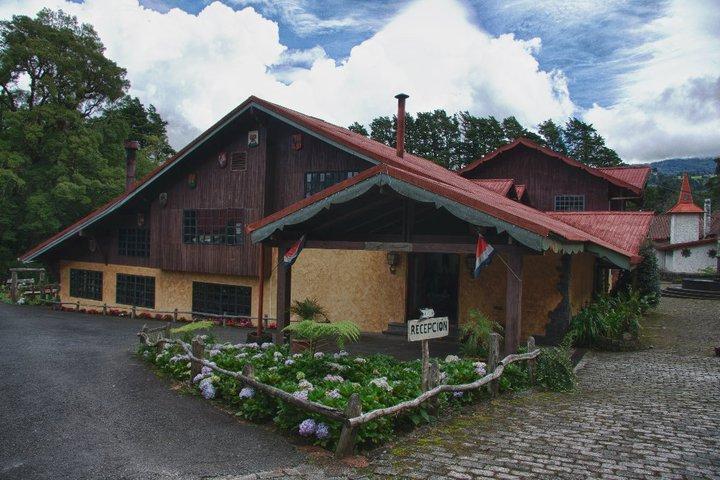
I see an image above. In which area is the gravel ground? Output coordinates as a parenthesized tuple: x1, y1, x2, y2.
(0, 303, 305, 480)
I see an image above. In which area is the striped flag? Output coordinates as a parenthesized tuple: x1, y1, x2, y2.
(282, 235, 306, 268)
(473, 233, 495, 278)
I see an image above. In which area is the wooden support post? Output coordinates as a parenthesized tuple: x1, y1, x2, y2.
(256, 244, 265, 337)
(38, 271, 45, 300)
(527, 336, 536, 386)
(131, 305, 136, 319)
(335, 393, 362, 458)
(275, 242, 292, 344)
(191, 336, 205, 378)
(10, 270, 18, 303)
(487, 332, 501, 398)
(504, 250, 524, 355)
(421, 340, 430, 391)
(173, 308, 178, 323)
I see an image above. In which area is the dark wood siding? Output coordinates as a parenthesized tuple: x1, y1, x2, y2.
(463, 145, 611, 211)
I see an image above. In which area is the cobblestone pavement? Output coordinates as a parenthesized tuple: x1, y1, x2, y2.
(217, 296, 720, 480)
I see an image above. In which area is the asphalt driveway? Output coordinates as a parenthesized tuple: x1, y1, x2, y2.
(0, 303, 305, 480)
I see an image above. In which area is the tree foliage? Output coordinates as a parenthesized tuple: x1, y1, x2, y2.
(354, 110, 622, 170)
(0, 10, 174, 275)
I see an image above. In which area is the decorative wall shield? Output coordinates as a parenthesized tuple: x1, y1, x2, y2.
(217, 151, 227, 168)
(248, 130, 259, 148)
(88, 237, 97, 253)
(291, 133, 303, 151)
(159, 192, 168, 208)
(188, 173, 197, 189)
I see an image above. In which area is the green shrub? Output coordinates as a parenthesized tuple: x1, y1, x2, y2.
(137, 339, 536, 451)
(536, 346, 575, 392)
(283, 320, 360, 353)
(615, 243, 660, 307)
(459, 308, 502, 357)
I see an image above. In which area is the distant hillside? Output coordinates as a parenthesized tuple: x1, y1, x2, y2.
(644, 157, 716, 175)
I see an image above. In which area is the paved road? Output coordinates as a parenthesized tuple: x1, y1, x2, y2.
(0, 303, 304, 480)
(231, 296, 720, 480)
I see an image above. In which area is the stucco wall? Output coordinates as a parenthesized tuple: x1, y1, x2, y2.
(570, 253, 596, 315)
(664, 244, 717, 274)
(458, 253, 507, 328)
(58, 260, 272, 321)
(290, 249, 407, 333)
(670, 214, 700, 244)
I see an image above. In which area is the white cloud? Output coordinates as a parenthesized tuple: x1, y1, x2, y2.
(0, 0, 574, 149)
(585, 0, 720, 162)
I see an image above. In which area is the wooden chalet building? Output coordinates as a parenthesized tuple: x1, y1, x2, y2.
(20, 95, 654, 352)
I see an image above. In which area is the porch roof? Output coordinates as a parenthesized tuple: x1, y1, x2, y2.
(247, 164, 646, 268)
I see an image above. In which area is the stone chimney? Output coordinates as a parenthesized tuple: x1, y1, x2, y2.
(124, 140, 140, 192)
(394, 93, 409, 158)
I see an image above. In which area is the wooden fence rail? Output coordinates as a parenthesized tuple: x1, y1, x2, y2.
(137, 327, 540, 458)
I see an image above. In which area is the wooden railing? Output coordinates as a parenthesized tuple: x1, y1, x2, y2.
(137, 328, 539, 457)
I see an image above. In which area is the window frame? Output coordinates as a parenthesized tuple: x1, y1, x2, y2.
(115, 273, 155, 308)
(554, 194, 586, 212)
(69, 269, 103, 300)
(304, 170, 359, 198)
(118, 227, 150, 257)
(192, 281, 251, 317)
(182, 208, 244, 246)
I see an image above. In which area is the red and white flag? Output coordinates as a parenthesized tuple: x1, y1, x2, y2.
(473, 233, 495, 278)
(282, 235, 306, 268)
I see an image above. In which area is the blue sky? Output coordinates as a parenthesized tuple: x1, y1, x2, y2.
(5, 0, 720, 161)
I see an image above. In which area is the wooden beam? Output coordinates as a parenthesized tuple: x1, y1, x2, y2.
(275, 241, 292, 344)
(504, 250, 523, 354)
(256, 244, 265, 337)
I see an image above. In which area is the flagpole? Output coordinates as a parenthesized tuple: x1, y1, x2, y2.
(495, 252, 523, 283)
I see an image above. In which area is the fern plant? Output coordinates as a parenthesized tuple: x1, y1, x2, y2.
(170, 320, 214, 335)
(283, 320, 360, 353)
(459, 308, 502, 357)
(289, 297, 329, 322)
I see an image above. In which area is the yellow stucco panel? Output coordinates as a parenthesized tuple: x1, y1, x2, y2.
(570, 253, 596, 315)
(520, 253, 563, 339)
(458, 253, 507, 328)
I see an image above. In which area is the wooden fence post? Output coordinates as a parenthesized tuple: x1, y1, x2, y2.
(527, 336, 536, 386)
(102, 303, 107, 316)
(131, 305, 137, 319)
(335, 393, 362, 458)
(139, 324, 148, 345)
(76, 301, 80, 312)
(242, 363, 254, 378)
(173, 308, 178, 323)
(487, 332, 501, 398)
(427, 361, 441, 415)
(191, 336, 205, 378)
(10, 270, 18, 303)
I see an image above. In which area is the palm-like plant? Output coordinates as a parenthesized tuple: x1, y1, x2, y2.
(289, 297, 329, 322)
(459, 308, 502, 357)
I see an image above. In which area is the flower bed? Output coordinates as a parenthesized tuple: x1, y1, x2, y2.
(138, 339, 531, 450)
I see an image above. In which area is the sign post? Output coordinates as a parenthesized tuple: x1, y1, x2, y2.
(407, 316, 449, 391)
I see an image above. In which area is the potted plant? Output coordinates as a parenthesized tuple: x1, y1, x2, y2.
(284, 298, 359, 353)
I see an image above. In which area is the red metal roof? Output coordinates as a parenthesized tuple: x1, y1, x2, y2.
(546, 212, 655, 256)
(458, 137, 644, 196)
(667, 173, 704, 214)
(470, 178, 515, 196)
(22, 95, 652, 266)
(649, 214, 670, 240)
(597, 166, 651, 191)
(514, 184, 527, 200)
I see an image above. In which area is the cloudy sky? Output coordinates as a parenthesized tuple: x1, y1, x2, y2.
(0, 0, 718, 162)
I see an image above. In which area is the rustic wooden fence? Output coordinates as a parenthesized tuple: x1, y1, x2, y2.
(137, 328, 540, 457)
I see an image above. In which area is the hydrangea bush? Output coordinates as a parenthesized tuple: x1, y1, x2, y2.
(139, 341, 531, 449)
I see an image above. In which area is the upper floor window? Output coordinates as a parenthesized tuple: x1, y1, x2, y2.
(305, 171, 359, 198)
(118, 228, 150, 257)
(183, 209, 244, 245)
(192, 281, 251, 317)
(116, 273, 155, 308)
(69, 269, 103, 300)
(554, 195, 585, 212)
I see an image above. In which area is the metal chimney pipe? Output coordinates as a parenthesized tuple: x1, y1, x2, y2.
(124, 140, 140, 192)
(395, 93, 409, 158)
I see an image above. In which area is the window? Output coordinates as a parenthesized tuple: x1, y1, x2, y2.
(192, 282, 251, 316)
(118, 228, 150, 257)
(182, 209, 244, 245)
(305, 171, 359, 197)
(230, 151, 247, 171)
(554, 195, 585, 211)
(69, 269, 103, 300)
(116, 273, 155, 308)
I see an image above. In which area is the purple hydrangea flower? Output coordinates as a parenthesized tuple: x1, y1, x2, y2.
(201, 366, 213, 375)
(199, 378, 215, 399)
(453, 391, 464, 398)
(315, 422, 330, 439)
(326, 389, 341, 399)
(284, 358, 295, 366)
(261, 342, 273, 349)
(313, 352, 324, 358)
(298, 418, 316, 436)
(292, 390, 309, 400)
(239, 387, 255, 399)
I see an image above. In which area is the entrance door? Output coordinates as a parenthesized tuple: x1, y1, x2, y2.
(406, 253, 459, 326)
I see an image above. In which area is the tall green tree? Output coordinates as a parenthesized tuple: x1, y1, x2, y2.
(457, 112, 506, 166)
(347, 121, 368, 136)
(538, 119, 567, 154)
(0, 9, 173, 275)
(563, 118, 621, 167)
